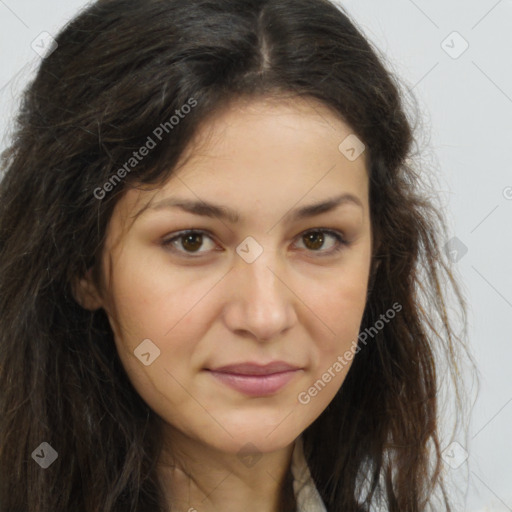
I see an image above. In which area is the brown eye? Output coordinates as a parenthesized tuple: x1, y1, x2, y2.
(295, 229, 347, 255)
(161, 230, 217, 255)
(303, 231, 325, 250)
(180, 233, 204, 252)
(161, 228, 347, 258)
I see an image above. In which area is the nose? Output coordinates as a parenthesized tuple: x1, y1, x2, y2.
(222, 248, 298, 342)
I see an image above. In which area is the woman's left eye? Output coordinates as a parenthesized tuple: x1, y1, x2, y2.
(294, 229, 347, 255)
(161, 229, 348, 257)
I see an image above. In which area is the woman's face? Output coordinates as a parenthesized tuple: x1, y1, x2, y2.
(84, 96, 372, 456)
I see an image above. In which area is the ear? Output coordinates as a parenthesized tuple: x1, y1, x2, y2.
(73, 267, 104, 311)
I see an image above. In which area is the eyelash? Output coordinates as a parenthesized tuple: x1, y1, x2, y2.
(161, 228, 349, 258)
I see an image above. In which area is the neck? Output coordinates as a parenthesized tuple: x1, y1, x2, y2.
(156, 428, 297, 512)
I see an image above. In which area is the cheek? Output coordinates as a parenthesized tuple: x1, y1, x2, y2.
(105, 245, 207, 345)
(303, 257, 370, 354)
(103, 254, 211, 421)
(330, 278, 367, 342)
(310, 288, 366, 389)
(295, 262, 370, 417)
(102, 248, 218, 407)
(294, 274, 368, 416)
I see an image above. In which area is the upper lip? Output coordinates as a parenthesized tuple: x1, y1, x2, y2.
(208, 361, 301, 376)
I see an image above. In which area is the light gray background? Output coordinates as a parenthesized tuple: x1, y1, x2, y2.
(1, 1, 511, 510)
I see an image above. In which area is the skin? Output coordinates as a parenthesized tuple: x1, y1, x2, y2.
(76, 95, 373, 512)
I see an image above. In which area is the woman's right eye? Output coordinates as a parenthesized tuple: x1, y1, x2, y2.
(161, 230, 218, 256)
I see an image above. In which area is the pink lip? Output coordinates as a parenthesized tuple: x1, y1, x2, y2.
(206, 361, 302, 396)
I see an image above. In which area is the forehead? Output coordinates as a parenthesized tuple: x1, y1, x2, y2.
(182, 94, 366, 167)
(115, 95, 369, 230)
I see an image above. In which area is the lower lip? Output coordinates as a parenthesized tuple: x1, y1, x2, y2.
(207, 370, 301, 396)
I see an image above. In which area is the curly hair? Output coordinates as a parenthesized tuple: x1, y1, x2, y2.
(0, 0, 473, 510)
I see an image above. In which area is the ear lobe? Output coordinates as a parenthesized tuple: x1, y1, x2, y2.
(73, 267, 103, 311)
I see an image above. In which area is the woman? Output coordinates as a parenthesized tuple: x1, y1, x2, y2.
(0, 0, 473, 510)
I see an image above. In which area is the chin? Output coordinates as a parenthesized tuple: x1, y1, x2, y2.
(197, 411, 308, 455)
(208, 432, 299, 458)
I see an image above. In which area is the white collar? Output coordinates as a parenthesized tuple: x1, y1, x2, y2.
(291, 436, 328, 512)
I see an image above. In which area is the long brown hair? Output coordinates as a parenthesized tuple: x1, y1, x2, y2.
(0, 0, 474, 510)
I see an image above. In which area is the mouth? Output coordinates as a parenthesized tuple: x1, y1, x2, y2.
(206, 361, 303, 396)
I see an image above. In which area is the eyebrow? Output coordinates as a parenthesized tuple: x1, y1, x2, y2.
(146, 193, 363, 224)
